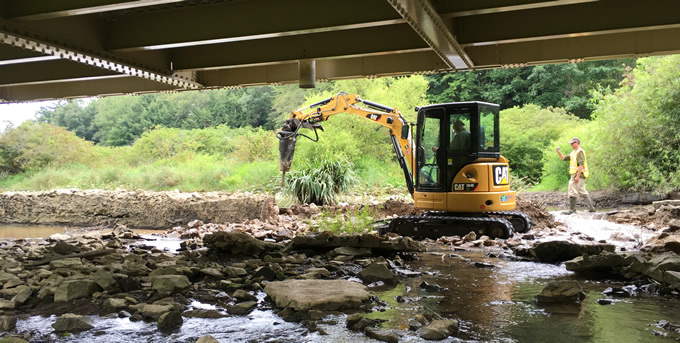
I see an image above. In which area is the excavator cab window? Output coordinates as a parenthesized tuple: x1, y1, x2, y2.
(416, 109, 443, 190)
(416, 102, 500, 193)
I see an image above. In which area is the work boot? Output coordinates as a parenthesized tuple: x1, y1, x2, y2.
(586, 195, 596, 212)
(563, 197, 577, 215)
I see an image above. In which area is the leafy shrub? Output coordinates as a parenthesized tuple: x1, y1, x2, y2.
(0, 122, 96, 174)
(538, 55, 680, 193)
(500, 105, 583, 184)
(284, 158, 356, 205)
(232, 128, 277, 162)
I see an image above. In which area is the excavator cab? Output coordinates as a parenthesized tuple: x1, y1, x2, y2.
(415, 102, 500, 193)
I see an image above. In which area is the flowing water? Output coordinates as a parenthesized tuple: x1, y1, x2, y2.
(1, 218, 679, 342)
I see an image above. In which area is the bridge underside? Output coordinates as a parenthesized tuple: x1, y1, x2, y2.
(1, 0, 679, 102)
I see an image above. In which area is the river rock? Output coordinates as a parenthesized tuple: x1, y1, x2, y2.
(653, 200, 680, 210)
(54, 280, 101, 302)
(0, 316, 17, 331)
(365, 327, 399, 343)
(565, 251, 630, 273)
(265, 280, 371, 311)
(290, 232, 424, 252)
(151, 275, 191, 297)
(227, 301, 257, 315)
(232, 289, 257, 302)
(157, 311, 183, 333)
(204, 232, 272, 255)
(223, 266, 248, 277)
(333, 246, 372, 257)
(101, 298, 128, 315)
(530, 240, 615, 263)
(92, 269, 117, 290)
(640, 253, 680, 284)
(346, 314, 383, 331)
(358, 263, 397, 285)
(535, 281, 586, 304)
(200, 268, 224, 278)
(642, 233, 680, 254)
(49, 258, 83, 270)
(196, 335, 219, 343)
(52, 313, 94, 332)
(0, 190, 277, 228)
(10, 285, 32, 305)
(130, 304, 176, 320)
(418, 319, 459, 340)
(0, 338, 29, 343)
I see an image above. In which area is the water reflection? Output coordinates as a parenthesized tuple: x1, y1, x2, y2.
(0, 224, 66, 239)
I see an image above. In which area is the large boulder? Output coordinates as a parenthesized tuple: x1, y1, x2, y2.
(530, 240, 615, 263)
(418, 319, 459, 340)
(52, 313, 94, 332)
(357, 263, 397, 285)
(151, 275, 191, 297)
(565, 251, 630, 273)
(54, 280, 101, 302)
(535, 281, 586, 304)
(264, 280, 371, 311)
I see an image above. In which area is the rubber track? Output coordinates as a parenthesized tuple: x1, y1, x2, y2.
(485, 211, 532, 233)
(384, 214, 514, 239)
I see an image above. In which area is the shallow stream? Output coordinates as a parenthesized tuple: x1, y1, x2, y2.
(0, 216, 678, 342)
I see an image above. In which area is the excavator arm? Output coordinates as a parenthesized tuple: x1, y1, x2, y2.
(276, 91, 415, 195)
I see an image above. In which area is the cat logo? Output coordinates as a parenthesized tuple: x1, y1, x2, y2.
(493, 166, 509, 185)
(366, 114, 382, 121)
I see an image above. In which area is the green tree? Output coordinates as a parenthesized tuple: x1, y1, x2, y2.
(426, 59, 633, 118)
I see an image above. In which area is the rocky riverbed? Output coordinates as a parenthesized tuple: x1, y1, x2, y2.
(0, 193, 679, 342)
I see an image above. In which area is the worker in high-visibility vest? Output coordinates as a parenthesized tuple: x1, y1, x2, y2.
(556, 137, 596, 214)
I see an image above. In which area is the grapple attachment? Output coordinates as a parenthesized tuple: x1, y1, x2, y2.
(276, 118, 323, 186)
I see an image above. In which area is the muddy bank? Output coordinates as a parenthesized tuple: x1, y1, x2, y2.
(519, 190, 667, 209)
(0, 190, 278, 228)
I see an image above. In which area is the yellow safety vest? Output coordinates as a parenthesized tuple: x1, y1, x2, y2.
(569, 147, 589, 178)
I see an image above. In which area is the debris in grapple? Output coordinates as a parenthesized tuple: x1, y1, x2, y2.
(277, 119, 299, 186)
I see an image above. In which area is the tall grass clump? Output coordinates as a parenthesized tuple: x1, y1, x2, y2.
(284, 158, 356, 205)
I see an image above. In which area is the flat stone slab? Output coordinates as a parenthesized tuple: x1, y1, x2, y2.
(264, 280, 370, 311)
(654, 200, 680, 210)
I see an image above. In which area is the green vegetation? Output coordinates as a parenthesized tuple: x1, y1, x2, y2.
(284, 158, 356, 206)
(500, 105, 583, 186)
(537, 55, 680, 193)
(426, 59, 633, 119)
(2, 56, 679, 198)
(310, 207, 377, 235)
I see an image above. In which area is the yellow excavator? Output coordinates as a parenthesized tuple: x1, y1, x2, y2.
(276, 92, 530, 239)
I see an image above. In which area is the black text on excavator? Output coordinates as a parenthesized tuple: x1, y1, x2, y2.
(276, 92, 530, 239)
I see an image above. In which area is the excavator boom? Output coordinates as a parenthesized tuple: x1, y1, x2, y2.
(276, 92, 415, 194)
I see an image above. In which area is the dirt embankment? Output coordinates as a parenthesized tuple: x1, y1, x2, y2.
(518, 190, 667, 209)
(0, 190, 278, 228)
